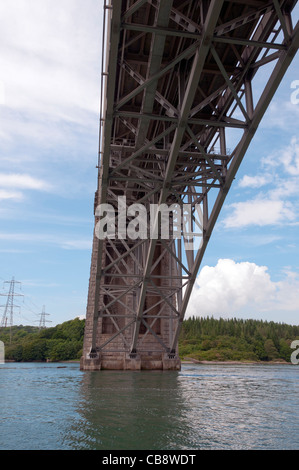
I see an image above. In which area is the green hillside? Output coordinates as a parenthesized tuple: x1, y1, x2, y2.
(179, 316, 299, 362)
(1, 316, 299, 363)
(0, 318, 85, 362)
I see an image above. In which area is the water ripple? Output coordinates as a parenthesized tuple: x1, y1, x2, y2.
(0, 362, 299, 449)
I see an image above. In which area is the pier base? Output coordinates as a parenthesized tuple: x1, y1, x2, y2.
(162, 354, 181, 370)
(80, 353, 181, 371)
(80, 355, 101, 371)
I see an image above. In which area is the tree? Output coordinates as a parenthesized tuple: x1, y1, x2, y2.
(264, 339, 279, 361)
(279, 339, 292, 362)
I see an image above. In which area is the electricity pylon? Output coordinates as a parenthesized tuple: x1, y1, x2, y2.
(0, 277, 23, 343)
(37, 305, 51, 330)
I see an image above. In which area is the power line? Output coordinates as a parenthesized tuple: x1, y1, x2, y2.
(13, 305, 36, 325)
(22, 300, 39, 316)
(0, 276, 52, 328)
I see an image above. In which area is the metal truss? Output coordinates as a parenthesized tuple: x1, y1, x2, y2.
(85, 0, 299, 361)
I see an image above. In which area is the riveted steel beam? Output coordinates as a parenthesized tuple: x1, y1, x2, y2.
(130, 0, 225, 353)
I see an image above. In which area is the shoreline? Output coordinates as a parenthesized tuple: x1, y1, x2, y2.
(181, 359, 290, 365)
(3, 359, 293, 366)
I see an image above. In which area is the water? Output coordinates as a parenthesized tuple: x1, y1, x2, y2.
(0, 362, 298, 450)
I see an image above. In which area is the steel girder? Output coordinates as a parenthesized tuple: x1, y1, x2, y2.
(85, 0, 299, 361)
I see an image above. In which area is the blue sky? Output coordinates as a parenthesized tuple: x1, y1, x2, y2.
(0, 0, 298, 327)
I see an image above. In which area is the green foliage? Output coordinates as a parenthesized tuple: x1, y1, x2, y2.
(0, 318, 85, 362)
(178, 316, 299, 363)
(1, 316, 299, 363)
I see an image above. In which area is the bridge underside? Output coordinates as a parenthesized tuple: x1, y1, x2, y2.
(81, 0, 299, 370)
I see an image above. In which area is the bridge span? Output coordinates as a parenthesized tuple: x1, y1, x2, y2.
(81, 0, 299, 371)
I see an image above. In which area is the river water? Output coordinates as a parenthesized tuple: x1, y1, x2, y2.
(0, 362, 298, 450)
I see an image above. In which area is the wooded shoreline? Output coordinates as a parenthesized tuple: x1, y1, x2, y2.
(1, 316, 299, 364)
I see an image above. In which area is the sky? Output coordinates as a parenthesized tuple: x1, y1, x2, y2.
(0, 1, 299, 327)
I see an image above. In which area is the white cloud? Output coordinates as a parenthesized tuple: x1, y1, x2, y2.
(0, 189, 23, 201)
(262, 136, 299, 176)
(223, 136, 299, 228)
(268, 177, 299, 200)
(260, 82, 299, 132)
(60, 239, 92, 250)
(238, 175, 270, 189)
(223, 198, 295, 228)
(0, 173, 52, 191)
(77, 315, 86, 320)
(0, 0, 101, 144)
(0, 80, 5, 105)
(187, 259, 299, 321)
(0, 232, 91, 250)
(280, 136, 299, 176)
(0, 1, 101, 204)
